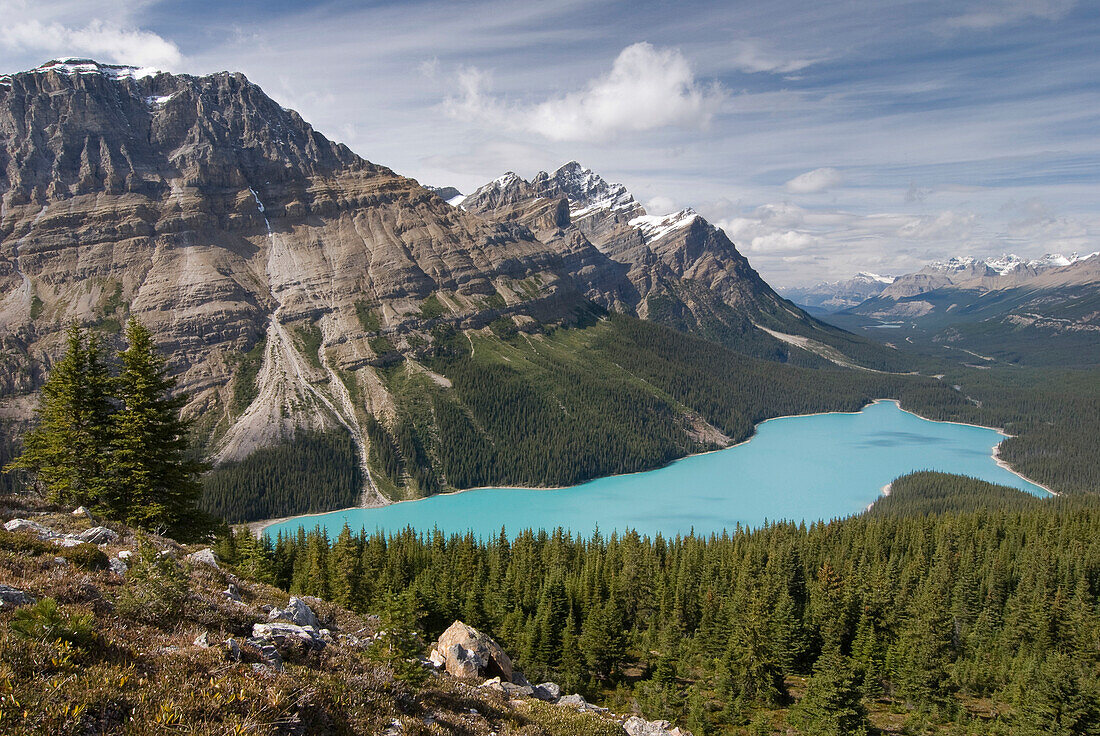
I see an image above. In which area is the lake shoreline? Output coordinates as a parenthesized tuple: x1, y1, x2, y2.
(250, 398, 1055, 538)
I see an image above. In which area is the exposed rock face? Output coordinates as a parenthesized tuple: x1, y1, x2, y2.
(433, 620, 513, 682)
(0, 58, 586, 504)
(268, 596, 320, 629)
(78, 526, 120, 545)
(624, 716, 693, 736)
(462, 162, 823, 343)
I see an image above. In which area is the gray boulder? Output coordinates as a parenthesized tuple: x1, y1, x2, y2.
(108, 557, 128, 576)
(501, 681, 535, 698)
(444, 643, 485, 680)
(268, 596, 320, 628)
(4, 518, 58, 538)
(186, 548, 219, 568)
(533, 682, 561, 702)
(624, 716, 692, 736)
(558, 694, 588, 708)
(78, 526, 120, 545)
(0, 584, 35, 608)
(433, 621, 513, 681)
(252, 621, 326, 649)
(72, 506, 95, 521)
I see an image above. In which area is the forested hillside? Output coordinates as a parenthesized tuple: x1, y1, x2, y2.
(201, 312, 1099, 522)
(245, 472, 1100, 735)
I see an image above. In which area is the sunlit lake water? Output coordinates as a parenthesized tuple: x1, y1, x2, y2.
(265, 400, 1050, 540)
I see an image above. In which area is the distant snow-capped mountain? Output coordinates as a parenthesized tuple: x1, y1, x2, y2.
(882, 252, 1094, 299)
(782, 271, 896, 312)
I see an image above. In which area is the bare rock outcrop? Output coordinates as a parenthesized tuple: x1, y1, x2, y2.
(624, 716, 693, 736)
(432, 620, 513, 682)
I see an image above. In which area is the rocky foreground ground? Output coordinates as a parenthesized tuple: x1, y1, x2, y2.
(0, 493, 689, 735)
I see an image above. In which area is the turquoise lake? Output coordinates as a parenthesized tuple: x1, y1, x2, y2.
(264, 400, 1051, 540)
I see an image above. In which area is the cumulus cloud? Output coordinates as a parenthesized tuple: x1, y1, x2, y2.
(729, 40, 823, 75)
(784, 167, 844, 194)
(0, 19, 183, 69)
(443, 42, 726, 142)
(747, 230, 817, 253)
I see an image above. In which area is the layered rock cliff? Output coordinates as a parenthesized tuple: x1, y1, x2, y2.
(0, 59, 587, 503)
(461, 162, 837, 349)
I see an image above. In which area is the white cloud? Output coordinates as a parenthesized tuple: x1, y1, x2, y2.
(784, 167, 844, 194)
(645, 196, 676, 215)
(729, 39, 823, 75)
(895, 210, 976, 240)
(443, 42, 726, 142)
(0, 19, 183, 69)
(748, 230, 817, 253)
(947, 0, 1075, 30)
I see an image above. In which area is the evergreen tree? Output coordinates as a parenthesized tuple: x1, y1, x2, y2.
(108, 319, 205, 534)
(330, 523, 363, 610)
(579, 597, 626, 681)
(371, 590, 428, 685)
(5, 324, 113, 507)
(721, 595, 788, 707)
(1016, 653, 1100, 736)
(891, 576, 957, 711)
(789, 650, 871, 736)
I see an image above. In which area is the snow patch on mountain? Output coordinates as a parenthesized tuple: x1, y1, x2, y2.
(32, 58, 161, 81)
(551, 162, 639, 220)
(854, 272, 896, 285)
(629, 209, 699, 241)
(928, 252, 1090, 276)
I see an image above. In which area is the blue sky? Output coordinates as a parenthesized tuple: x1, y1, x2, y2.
(2, 0, 1098, 286)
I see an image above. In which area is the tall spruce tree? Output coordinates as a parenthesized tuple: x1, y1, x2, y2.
(5, 324, 113, 508)
(789, 649, 871, 736)
(109, 319, 204, 534)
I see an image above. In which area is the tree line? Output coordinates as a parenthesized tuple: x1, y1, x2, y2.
(217, 472, 1100, 735)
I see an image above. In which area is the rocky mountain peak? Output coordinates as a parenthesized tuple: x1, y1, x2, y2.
(0, 57, 371, 209)
(29, 57, 164, 80)
(535, 162, 641, 220)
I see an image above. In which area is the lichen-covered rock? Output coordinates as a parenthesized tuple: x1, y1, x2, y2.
(624, 716, 692, 736)
(186, 548, 219, 568)
(533, 682, 561, 702)
(0, 584, 35, 608)
(252, 621, 325, 649)
(4, 518, 58, 538)
(444, 643, 484, 680)
(268, 596, 319, 628)
(433, 621, 513, 682)
(78, 526, 120, 545)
